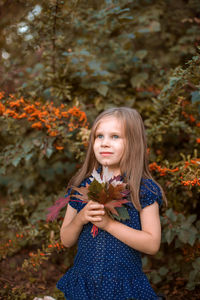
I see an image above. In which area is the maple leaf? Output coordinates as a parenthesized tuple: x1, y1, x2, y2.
(104, 199, 129, 216)
(98, 188, 109, 203)
(71, 182, 90, 202)
(109, 175, 123, 186)
(107, 184, 125, 200)
(47, 167, 131, 238)
(88, 179, 104, 201)
(112, 206, 130, 221)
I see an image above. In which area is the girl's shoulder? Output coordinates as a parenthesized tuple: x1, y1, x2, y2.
(139, 178, 163, 209)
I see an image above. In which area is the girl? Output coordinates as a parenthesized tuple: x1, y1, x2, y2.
(57, 107, 167, 300)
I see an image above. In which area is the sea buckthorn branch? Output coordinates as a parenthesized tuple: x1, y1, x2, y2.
(149, 162, 179, 177)
(180, 97, 200, 128)
(0, 223, 65, 270)
(0, 203, 62, 260)
(180, 97, 200, 144)
(22, 241, 65, 272)
(0, 92, 88, 150)
(149, 156, 200, 187)
(0, 233, 25, 260)
(146, 95, 199, 149)
(0, 225, 41, 260)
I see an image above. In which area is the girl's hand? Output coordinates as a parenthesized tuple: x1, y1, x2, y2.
(91, 208, 113, 231)
(77, 200, 105, 226)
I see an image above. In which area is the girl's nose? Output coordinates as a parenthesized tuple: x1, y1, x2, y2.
(101, 136, 110, 147)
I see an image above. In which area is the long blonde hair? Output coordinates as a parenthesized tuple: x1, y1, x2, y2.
(68, 107, 167, 210)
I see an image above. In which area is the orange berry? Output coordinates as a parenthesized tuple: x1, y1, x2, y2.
(55, 146, 64, 150)
(189, 115, 195, 122)
(31, 122, 43, 129)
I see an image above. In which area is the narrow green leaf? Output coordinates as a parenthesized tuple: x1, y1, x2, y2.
(12, 156, 22, 167)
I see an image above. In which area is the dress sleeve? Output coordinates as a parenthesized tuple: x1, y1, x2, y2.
(63, 187, 78, 210)
(68, 192, 82, 211)
(140, 179, 163, 209)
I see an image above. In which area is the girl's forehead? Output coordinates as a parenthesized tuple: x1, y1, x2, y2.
(96, 116, 124, 131)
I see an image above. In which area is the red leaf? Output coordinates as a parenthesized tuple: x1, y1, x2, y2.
(72, 183, 90, 201)
(91, 225, 99, 237)
(46, 196, 70, 221)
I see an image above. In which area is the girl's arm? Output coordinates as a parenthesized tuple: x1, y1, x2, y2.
(93, 202, 161, 255)
(60, 201, 105, 247)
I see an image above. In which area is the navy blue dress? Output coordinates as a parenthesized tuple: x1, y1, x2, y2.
(57, 175, 162, 300)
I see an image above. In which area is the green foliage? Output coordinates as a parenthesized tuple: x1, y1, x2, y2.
(143, 208, 200, 290)
(1, 0, 200, 110)
(162, 208, 198, 246)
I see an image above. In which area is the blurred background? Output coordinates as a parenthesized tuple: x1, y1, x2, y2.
(0, 0, 200, 299)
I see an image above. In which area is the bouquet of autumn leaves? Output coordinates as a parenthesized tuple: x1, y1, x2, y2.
(47, 167, 130, 237)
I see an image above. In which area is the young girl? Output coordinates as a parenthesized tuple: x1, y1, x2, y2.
(57, 107, 167, 300)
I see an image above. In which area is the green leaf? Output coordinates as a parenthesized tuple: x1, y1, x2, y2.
(187, 214, 197, 225)
(12, 155, 22, 167)
(130, 72, 148, 88)
(188, 231, 197, 246)
(149, 20, 161, 32)
(186, 280, 196, 291)
(46, 147, 54, 158)
(196, 220, 200, 230)
(188, 269, 198, 282)
(25, 152, 34, 162)
(192, 257, 200, 269)
(135, 49, 148, 60)
(158, 266, 168, 276)
(22, 140, 33, 153)
(113, 206, 130, 221)
(142, 256, 149, 268)
(96, 84, 109, 96)
(165, 208, 177, 222)
(88, 60, 101, 71)
(168, 76, 180, 88)
(0, 166, 6, 175)
(165, 229, 175, 244)
(88, 179, 104, 199)
(179, 229, 190, 243)
(151, 272, 162, 284)
(191, 91, 200, 103)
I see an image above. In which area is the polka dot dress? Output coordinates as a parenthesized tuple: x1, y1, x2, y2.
(57, 175, 162, 300)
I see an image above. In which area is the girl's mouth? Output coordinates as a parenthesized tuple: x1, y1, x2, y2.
(100, 152, 113, 156)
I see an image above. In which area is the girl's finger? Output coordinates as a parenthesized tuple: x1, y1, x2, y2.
(88, 216, 102, 222)
(89, 203, 104, 209)
(88, 210, 105, 216)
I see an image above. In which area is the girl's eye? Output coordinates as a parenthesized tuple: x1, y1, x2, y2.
(113, 135, 119, 139)
(97, 134, 103, 139)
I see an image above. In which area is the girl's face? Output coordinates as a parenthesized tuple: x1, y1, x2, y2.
(93, 116, 125, 176)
